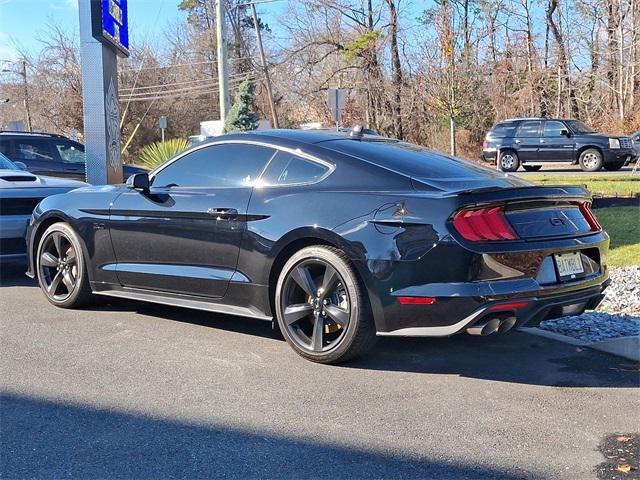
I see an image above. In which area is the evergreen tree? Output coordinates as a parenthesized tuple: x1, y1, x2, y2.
(223, 80, 259, 133)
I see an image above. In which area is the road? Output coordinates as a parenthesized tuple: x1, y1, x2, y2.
(1, 265, 638, 479)
(507, 163, 637, 176)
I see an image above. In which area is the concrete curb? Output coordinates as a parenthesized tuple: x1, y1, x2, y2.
(519, 327, 588, 347)
(589, 336, 640, 362)
(520, 328, 640, 362)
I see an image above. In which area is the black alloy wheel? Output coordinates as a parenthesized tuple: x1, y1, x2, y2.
(275, 246, 376, 363)
(37, 223, 92, 308)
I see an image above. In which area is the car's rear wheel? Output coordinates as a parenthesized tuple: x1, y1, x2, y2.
(603, 161, 624, 171)
(579, 148, 603, 171)
(498, 150, 520, 172)
(36, 223, 92, 308)
(275, 245, 376, 364)
(523, 165, 542, 172)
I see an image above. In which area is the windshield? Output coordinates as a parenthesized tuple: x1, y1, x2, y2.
(0, 153, 19, 170)
(566, 120, 596, 134)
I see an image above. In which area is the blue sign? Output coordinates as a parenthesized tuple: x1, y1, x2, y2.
(91, 0, 129, 57)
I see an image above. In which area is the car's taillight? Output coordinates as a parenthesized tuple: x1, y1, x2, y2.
(579, 202, 601, 231)
(452, 206, 518, 242)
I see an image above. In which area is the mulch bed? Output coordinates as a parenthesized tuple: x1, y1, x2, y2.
(596, 433, 639, 479)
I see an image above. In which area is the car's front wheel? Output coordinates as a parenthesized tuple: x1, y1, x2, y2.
(275, 245, 376, 364)
(36, 222, 92, 308)
(579, 148, 603, 171)
(498, 150, 520, 172)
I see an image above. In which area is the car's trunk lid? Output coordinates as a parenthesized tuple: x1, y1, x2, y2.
(452, 184, 595, 241)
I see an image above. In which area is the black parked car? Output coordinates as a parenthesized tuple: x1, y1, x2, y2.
(0, 131, 147, 182)
(482, 118, 635, 172)
(26, 129, 610, 363)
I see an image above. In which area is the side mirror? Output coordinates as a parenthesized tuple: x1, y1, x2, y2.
(126, 172, 150, 193)
(14, 161, 27, 171)
(561, 129, 570, 137)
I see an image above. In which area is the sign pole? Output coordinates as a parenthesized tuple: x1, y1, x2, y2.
(78, 0, 129, 185)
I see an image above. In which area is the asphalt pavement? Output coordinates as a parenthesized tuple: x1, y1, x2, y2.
(510, 163, 637, 176)
(1, 264, 638, 479)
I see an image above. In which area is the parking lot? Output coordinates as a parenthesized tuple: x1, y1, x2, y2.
(1, 265, 638, 479)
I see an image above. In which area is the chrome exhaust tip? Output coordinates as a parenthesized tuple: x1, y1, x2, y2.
(466, 318, 501, 336)
(497, 316, 517, 333)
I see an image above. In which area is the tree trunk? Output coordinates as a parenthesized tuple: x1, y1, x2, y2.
(386, 0, 403, 139)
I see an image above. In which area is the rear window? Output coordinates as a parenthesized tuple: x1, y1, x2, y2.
(489, 122, 517, 138)
(321, 140, 497, 179)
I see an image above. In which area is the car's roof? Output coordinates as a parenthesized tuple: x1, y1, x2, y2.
(0, 130, 71, 140)
(223, 128, 395, 145)
(498, 118, 577, 123)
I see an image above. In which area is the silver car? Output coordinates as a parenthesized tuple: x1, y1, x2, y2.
(0, 154, 86, 263)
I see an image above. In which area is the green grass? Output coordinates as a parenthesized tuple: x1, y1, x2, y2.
(524, 174, 640, 198)
(594, 207, 640, 267)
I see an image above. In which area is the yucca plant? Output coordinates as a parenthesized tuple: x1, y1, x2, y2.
(138, 138, 192, 169)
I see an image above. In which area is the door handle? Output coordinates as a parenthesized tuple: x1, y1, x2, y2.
(539, 139, 545, 143)
(514, 139, 521, 144)
(207, 207, 239, 220)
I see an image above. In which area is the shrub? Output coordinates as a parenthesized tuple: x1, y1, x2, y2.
(223, 80, 259, 133)
(138, 138, 192, 169)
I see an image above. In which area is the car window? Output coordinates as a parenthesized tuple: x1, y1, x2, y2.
(565, 120, 595, 134)
(152, 143, 276, 188)
(0, 153, 18, 170)
(543, 121, 567, 137)
(14, 139, 55, 161)
(0, 140, 11, 156)
(516, 121, 541, 137)
(489, 122, 517, 137)
(260, 152, 329, 185)
(54, 141, 85, 163)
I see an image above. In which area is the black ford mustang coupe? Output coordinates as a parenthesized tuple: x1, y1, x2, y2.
(26, 129, 610, 363)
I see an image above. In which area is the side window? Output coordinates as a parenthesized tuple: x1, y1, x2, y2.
(14, 139, 55, 161)
(516, 121, 541, 138)
(0, 140, 11, 156)
(543, 121, 567, 137)
(489, 122, 517, 137)
(152, 143, 276, 188)
(260, 152, 329, 185)
(54, 141, 86, 163)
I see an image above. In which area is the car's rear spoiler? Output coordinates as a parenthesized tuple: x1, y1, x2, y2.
(454, 185, 592, 203)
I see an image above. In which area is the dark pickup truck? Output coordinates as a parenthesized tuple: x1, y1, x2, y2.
(482, 118, 635, 172)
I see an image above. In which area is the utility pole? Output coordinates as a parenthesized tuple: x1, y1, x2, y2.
(216, 0, 230, 123)
(20, 61, 33, 132)
(250, 3, 279, 128)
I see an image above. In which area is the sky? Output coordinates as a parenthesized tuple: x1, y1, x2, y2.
(0, 0, 286, 61)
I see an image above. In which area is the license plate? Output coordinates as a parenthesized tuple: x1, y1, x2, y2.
(554, 252, 584, 278)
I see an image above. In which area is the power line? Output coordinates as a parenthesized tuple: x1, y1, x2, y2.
(118, 77, 253, 102)
(119, 73, 256, 99)
(120, 71, 253, 93)
(119, 56, 254, 73)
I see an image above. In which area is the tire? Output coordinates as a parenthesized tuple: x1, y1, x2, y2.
(579, 148, 603, 172)
(523, 165, 542, 172)
(36, 222, 92, 308)
(275, 245, 376, 364)
(498, 150, 520, 172)
(603, 161, 624, 171)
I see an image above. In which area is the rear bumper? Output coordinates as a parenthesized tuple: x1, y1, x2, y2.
(378, 277, 609, 337)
